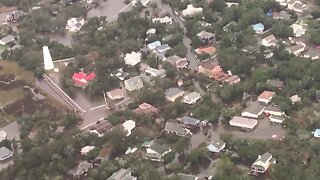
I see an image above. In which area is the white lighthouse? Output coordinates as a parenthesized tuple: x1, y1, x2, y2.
(43, 46, 54, 70)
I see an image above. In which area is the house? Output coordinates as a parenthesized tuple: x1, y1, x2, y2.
(275, 0, 288, 6)
(257, 91, 275, 104)
(0, 35, 15, 45)
(291, 23, 307, 37)
(147, 40, 161, 51)
(162, 34, 174, 42)
(133, 103, 159, 115)
(122, 120, 136, 136)
(197, 60, 229, 81)
(132, 0, 150, 6)
(287, 42, 307, 56)
(194, 46, 216, 56)
(183, 92, 201, 104)
(261, 34, 277, 47)
(266, 79, 284, 89)
(181, 116, 201, 128)
(303, 50, 319, 60)
(67, 161, 93, 179)
(177, 173, 198, 180)
(89, 121, 114, 137)
(141, 140, 172, 162)
(288, 0, 308, 13)
(80, 146, 95, 156)
(223, 75, 240, 85)
(241, 102, 265, 118)
(251, 152, 276, 174)
(182, 4, 203, 17)
(207, 140, 226, 153)
(313, 129, 320, 138)
(165, 88, 184, 102)
(6, 11, 23, 22)
(152, 16, 173, 24)
(164, 122, 189, 137)
(0, 131, 6, 142)
(0, 147, 13, 161)
(252, 23, 264, 34)
(290, 94, 301, 104)
(106, 88, 125, 100)
(146, 28, 156, 36)
(107, 168, 137, 180)
(264, 105, 283, 116)
(229, 116, 258, 129)
(154, 44, 171, 60)
(223, 21, 237, 32)
(273, 11, 291, 20)
(166, 55, 188, 69)
(66, 17, 85, 32)
(124, 76, 143, 91)
(124, 51, 141, 66)
(197, 31, 216, 45)
(72, 72, 96, 87)
(269, 114, 285, 124)
(145, 66, 166, 78)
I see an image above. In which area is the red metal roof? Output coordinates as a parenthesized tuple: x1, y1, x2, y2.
(72, 72, 96, 86)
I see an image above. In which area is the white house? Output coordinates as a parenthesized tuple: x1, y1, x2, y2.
(122, 120, 136, 136)
(106, 88, 125, 100)
(261, 34, 277, 47)
(65, 17, 85, 32)
(182, 4, 203, 17)
(152, 16, 173, 24)
(182, 92, 201, 104)
(124, 51, 141, 66)
(264, 106, 283, 116)
(80, 146, 95, 156)
(291, 23, 307, 37)
(269, 115, 285, 124)
(207, 140, 226, 153)
(251, 152, 276, 174)
(275, 0, 288, 6)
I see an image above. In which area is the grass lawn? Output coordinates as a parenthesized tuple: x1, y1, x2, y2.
(0, 89, 25, 108)
(0, 61, 35, 127)
(0, 61, 34, 84)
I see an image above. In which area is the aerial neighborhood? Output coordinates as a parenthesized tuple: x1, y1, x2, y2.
(0, 0, 320, 179)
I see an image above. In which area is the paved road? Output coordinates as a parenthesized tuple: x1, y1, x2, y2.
(154, 0, 199, 70)
(36, 75, 110, 130)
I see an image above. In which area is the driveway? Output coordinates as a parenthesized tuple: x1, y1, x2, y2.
(0, 121, 20, 141)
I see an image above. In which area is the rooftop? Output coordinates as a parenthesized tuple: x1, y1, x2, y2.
(165, 88, 184, 98)
(258, 91, 275, 100)
(242, 102, 265, 115)
(229, 116, 258, 129)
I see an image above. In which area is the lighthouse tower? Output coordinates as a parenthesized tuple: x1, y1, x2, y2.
(43, 46, 54, 70)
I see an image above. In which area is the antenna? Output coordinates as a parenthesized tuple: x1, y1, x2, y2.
(43, 46, 54, 70)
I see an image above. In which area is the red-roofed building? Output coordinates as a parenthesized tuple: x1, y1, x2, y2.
(197, 60, 230, 81)
(72, 72, 96, 87)
(258, 91, 275, 104)
(195, 46, 216, 56)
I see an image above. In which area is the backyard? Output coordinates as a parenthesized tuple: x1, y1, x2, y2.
(0, 61, 34, 126)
